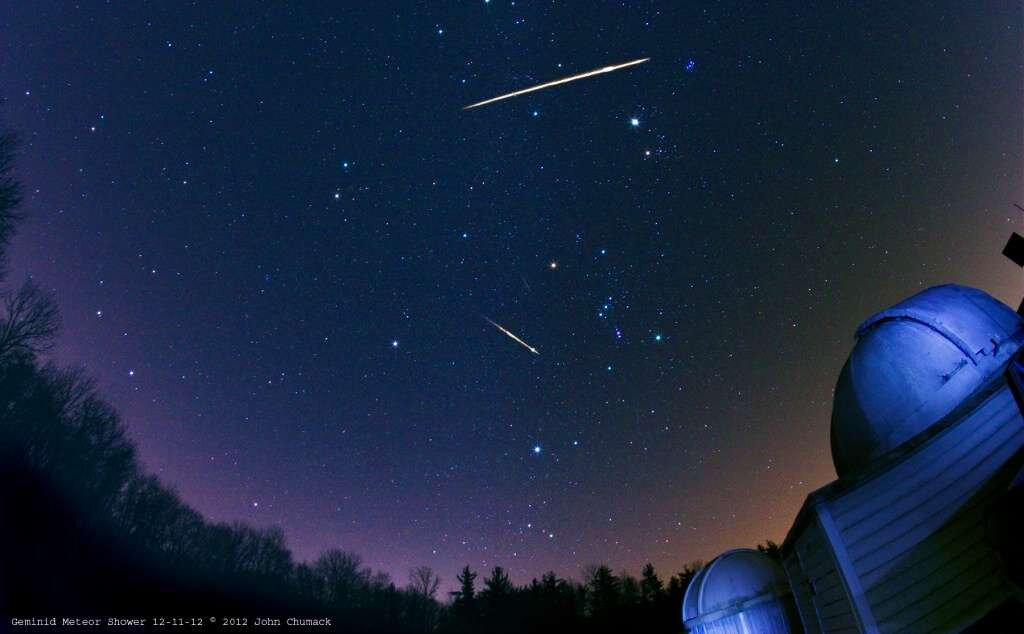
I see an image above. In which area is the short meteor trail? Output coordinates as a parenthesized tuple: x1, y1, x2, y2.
(464, 57, 650, 110)
(484, 317, 540, 355)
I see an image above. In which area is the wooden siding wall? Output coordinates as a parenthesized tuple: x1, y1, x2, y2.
(784, 515, 859, 633)
(827, 386, 1024, 633)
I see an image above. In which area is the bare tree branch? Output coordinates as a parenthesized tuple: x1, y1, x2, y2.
(0, 130, 23, 279)
(409, 565, 440, 599)
(0, 280, 61, 359)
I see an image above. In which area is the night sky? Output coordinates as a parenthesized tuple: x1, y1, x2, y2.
(1, 3, 1021, 590)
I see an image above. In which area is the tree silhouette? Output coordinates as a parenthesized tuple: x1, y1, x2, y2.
(0, 132, 59, 360)
(448, 564, 479, 631)
(620, 571, 640, 606)
(315, 548, 373, 609)
(584, 564, 622, 632)
(453, 565, 477, 605)
(0, 280, 60, 359)
(758, 539, 782, 562)
(408, 566, 442, 632)
(409, 565, 441, 599)
(526, 572, 583, 631)
(640, 562, 664, 603)
(482, 565, 513, 597)
(477, 566, 518, 632)
(0, 129, 22, 279)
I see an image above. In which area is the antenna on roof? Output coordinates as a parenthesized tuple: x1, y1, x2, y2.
(1002, 204, 1024, 314)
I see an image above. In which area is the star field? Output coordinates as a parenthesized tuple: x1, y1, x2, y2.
(1, 2, 1021, 591)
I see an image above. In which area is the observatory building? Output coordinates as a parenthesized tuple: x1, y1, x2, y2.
(682, 548, 800, 633)
(686, 284, 1024, 633)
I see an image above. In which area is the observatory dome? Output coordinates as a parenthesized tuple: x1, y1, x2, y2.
(682, 548, 794, 633)
(830, 284, 1022, 478)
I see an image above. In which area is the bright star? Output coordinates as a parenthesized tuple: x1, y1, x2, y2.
(654, 334, 663, 342)
(630, 118, 640, 127)
(549, 261, 558, 269)
(128, 370, 135, 377)
(391, 340, 399, 348)
(533, 445, 541, 454)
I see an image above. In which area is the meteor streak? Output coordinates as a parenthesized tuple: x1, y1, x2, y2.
(464, 57, 650, 110)
(484, 317, 539, 355)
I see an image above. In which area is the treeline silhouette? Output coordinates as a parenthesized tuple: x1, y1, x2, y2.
(0, 128, 776, 632)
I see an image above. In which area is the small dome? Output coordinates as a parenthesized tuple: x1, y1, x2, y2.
(682, 549, 792, 632)
(831, 284, 1022, 478)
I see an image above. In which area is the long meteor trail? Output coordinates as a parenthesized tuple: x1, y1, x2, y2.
(484, 317, 540, 355)
(464, 57, 650, 110)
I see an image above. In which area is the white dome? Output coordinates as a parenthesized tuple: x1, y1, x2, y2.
(830, 284, 1022, 478)
(682, 549, 791, 630)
